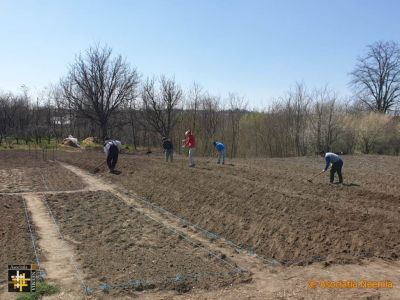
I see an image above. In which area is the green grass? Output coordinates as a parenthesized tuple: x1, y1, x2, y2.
(15, 293, 37, 300)
(0, 138, 61, 151)
(81, 142, 103, 151)
(16, 281, 59, 300)
(0, 138, 144, 154)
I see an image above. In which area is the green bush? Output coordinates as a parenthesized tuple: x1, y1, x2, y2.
(16, 281, 59, 300)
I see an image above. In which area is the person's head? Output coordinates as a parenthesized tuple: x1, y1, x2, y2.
(213, 141, 217, 146)
(162, 137, 167, 141)
(319, 151, 325, 157)
(185, 130, 191, 136)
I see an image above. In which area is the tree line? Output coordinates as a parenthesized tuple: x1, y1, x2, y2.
(1, 41, 399, 157)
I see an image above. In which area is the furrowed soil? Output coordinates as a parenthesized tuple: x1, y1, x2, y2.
(57, 151, 400, 266)
(2, 150, 399, 299)
(45, 191, 244, 297)
(0, 194, 37, 296)
(0, 151, 85, 192)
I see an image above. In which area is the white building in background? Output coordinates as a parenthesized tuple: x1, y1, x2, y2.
(51, 116, 71, 125)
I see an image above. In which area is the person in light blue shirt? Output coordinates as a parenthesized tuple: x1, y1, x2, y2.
(213, 141, 225, 164)
(322, 152, 343, 183)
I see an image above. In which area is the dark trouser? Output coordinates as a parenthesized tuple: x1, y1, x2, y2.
(107, 145, 119, 171)
(330, 160, 343, 183)
(165, 149, 173, 162)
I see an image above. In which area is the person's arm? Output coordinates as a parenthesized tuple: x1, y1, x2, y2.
(323, 156, 330, 172)
(116, 141, 122, 152)
(212, 145, 217, 154)
(183, 137, 189, 147)
(104, 144, 109, 156)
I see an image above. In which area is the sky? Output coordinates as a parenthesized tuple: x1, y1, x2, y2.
(0, 0, 400, 109)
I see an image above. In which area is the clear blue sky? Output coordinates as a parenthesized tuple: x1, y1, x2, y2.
(1, 0, 399, 109)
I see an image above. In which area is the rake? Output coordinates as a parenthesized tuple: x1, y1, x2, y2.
(307, 170, 324, 182)
(93, 160, 106, 173)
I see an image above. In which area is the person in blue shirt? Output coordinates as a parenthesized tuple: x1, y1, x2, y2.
(213, 141, 225, 164)
(322, 152, 343, 184)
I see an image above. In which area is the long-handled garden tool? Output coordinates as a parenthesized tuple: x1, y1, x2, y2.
(93, 160, 106, 173)
(307, 170, 324, 182)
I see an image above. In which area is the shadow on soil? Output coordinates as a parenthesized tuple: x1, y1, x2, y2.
(342, 182, 361, 187)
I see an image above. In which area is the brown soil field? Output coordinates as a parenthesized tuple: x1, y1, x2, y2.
(0, 194, 37, 293)
(2, 150, 399, 299)
(57, 151, 400, 267)
(0, 151, 85, 192)
(45, 191, 246, 297)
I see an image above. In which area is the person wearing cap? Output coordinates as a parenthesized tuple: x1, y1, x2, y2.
(162, 137, 173, 162)
(182, 130, 196, 167)
(322, 152, 343, 184)
(103, 137, 122, 173)
(213, 141, 225, 164)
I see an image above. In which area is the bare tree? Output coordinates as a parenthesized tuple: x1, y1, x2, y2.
(199, 95, 220, 155)
(187, 83, 202, 132)
(280, 83, 311, 156)
(357, 112, 391, 153)
(125, 98, 140, 149)
(310, 87, 341, 152)
(61, 45, 139, 139)
(227, 94, 247, 158)
(350, 41, 400, 113)
(141, 76, 182, 138)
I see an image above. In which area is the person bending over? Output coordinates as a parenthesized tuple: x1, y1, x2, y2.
(104, 138, 122, 173)
(322, 152, 343, 184)
(213, 141, 225, 164)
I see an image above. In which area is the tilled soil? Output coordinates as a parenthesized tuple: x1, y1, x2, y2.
(0, 194, 37, 265)
(45, 191, 245, 296)
(0, 194, 37, 289)
(0, 151, 85, 192)
(57, 151, 400, 266)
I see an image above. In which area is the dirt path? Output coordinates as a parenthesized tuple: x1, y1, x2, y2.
(59, 162, 400, 299)
(0, 188, 96, 196)
(23, 194, 87, 300)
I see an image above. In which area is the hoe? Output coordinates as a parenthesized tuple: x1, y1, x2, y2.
(307, 170, 324, 182)
(93, 160, 106, 173)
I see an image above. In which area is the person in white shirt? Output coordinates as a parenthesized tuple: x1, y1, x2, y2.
(322, 152, 343, 184)
(103, 138, 122, 173)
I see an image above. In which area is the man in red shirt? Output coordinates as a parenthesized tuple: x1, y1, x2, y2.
(182, 130, 196, 167)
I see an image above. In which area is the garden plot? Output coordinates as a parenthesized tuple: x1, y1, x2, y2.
(0, 194, 38, 295)
(57, 151, 400, 266)
(45, 190, 245, 297)
(0, 151, 85, 192)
